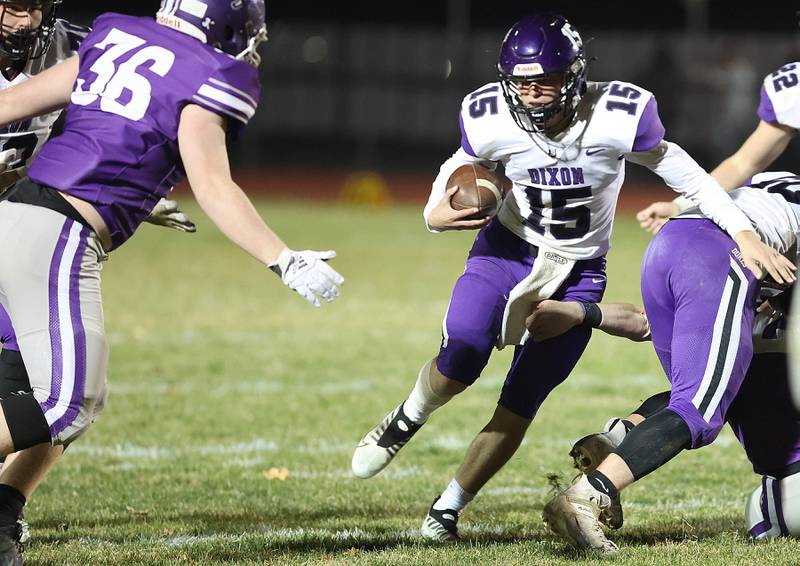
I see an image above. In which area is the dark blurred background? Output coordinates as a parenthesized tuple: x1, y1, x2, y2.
(59, 0, 800, 186)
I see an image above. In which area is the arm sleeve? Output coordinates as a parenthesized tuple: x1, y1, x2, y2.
(626, 140, 753, 237)
(422, 148, 492, 232)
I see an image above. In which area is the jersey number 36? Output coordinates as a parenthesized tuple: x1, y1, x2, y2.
(71, 28, 176, 122)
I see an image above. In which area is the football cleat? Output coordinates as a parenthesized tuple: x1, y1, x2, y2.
(0, 523, 24, 566)
(351, 403, 422, 479)
(570, 417, 628, 474)
(420, 498, 460, 542)
(542, 474, 618, 554)
(16, 515, 29, 546)
(570, 432, 617, 475)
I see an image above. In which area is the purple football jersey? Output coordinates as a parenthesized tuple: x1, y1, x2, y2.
(28, 13, 262, 249)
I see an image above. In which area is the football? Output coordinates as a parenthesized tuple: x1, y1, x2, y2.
(447, 164, 510, 219)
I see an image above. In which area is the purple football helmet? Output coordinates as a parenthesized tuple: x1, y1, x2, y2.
(497, 14, 587, 132)
(0, 0, 62, 62)
(157, 0, 268, 66)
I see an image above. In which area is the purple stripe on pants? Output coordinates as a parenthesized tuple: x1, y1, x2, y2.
(772, 476, 790, 536)
(50, 224, 90, 437)
(641, 218, 758, 449)
(42, 219, 74, 414)
(437, 219, 606, 419)
(0, 305, 18, 351)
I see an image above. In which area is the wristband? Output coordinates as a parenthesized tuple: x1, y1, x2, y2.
(672, 196, 693, 214)
(580, 302, 603, 328)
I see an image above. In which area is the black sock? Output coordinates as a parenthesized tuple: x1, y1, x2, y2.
(0, 485, 25, 527)
(587, 470, 618, 500)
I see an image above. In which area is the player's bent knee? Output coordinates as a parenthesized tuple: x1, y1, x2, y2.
(1, 392, 51, 450)
(436, 339, 490, 386)
(746, 472, 800, 538)
(0, 349, 32, 398)
(667, 399, 723, 448)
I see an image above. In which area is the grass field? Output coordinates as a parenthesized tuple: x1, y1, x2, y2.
(22, 200, 800, 565)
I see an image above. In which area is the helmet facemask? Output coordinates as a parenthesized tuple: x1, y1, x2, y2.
(235, 22, 268, 67)
(0, 0, 60, 63)
(498, 55, 586, 133)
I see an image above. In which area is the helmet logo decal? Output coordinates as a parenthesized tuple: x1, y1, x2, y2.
(512, 63, 544, 76)
(231, 0, 243, 8)
(560, 23, 582, 51)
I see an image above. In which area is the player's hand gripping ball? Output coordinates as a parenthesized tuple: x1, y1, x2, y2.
(447, 164, 510, 219)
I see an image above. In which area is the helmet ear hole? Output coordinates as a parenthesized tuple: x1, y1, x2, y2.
(224, 25, 235, 42)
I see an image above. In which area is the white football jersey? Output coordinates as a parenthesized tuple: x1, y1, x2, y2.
(456, 80, 664, 259)
(0, 20, 88, 173)
(726, 172, 800, 255)
(759, 62, 800, 129)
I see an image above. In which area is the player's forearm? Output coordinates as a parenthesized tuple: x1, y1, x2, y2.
(598, 303, 651, 342)
(629, 140, 753, 238)
(0, 56, 76, 127)
(711, 121, 793, 190)
(192, 180, 287, 266)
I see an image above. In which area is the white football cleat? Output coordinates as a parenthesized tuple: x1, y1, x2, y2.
(352, 403, 422, 479)
(420, 497, 460, 542)
(542, 474, 619, 554)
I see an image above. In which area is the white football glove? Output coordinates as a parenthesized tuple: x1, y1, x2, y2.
(146, 198, 197, 233)
(270, 248, 344, 307)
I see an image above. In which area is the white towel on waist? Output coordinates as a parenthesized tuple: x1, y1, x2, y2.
(498, 246, 576, 348)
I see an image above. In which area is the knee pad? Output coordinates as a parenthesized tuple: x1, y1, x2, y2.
(1, 392, 51, 450)
(746, 472, 800, 538)
(0, 349, 32, 399)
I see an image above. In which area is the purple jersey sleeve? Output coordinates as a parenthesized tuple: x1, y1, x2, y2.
(191, 59, 260, 133)
(28, 13, 262, 250)
(632, 97, 666, 152)
(757, 85, 778, 124)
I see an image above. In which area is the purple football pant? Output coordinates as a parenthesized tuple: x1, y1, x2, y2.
(0, 303, 18, 351)
(728, 353, 800, 476)
(641, 218, 759, 448)
(436, 219, 606, 419)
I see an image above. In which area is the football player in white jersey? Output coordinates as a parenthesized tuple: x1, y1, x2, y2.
(0, 1, 193, 557)
(637, 62, 800, 230)
(351, 13, 795, 542)
(540, 172, 800, 552)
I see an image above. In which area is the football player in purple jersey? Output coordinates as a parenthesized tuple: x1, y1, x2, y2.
(351, 13, 793, 544)
(539, 172, 800, 552)
(529, 289, 800, 540)
(0, 0, 344, 561)
(637, 61, 800, 232)
(0, 0, 198, 555)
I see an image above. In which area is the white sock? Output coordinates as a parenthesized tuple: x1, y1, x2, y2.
(433, 479, 475, 512)
(402, 359, 452, 424)
(604, 417, 633, 446)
